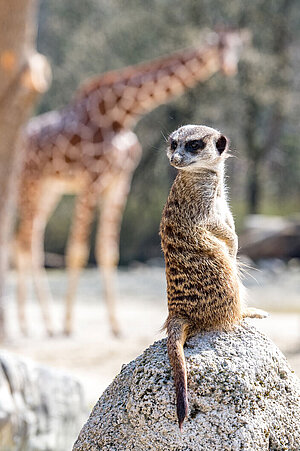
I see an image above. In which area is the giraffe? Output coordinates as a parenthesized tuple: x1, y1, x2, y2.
(15, 30, 246, 337)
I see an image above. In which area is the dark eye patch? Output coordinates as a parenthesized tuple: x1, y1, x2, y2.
(185, 139, 206, 153)
(170, 140, 177, 151)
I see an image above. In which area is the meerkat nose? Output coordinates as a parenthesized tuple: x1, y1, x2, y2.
(171, 153, 182, 165)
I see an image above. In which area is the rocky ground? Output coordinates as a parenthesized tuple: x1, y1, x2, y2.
(2, 263, 300, 419)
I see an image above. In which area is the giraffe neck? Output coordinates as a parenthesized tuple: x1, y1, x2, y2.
(77, 32, 239, 131)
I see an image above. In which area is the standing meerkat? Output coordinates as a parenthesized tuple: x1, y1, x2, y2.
(160, 124, 267, 429)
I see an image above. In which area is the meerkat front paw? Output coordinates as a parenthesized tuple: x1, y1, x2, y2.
(242, 307, 269, 319)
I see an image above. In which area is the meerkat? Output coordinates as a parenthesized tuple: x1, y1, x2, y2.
(160, 124, 267, 429)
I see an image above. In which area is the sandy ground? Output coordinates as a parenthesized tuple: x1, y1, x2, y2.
(2, 265, 300, 415)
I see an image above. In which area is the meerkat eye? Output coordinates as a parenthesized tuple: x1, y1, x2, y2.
(185, 139, 205, 153)
(170, 140, 177, 151)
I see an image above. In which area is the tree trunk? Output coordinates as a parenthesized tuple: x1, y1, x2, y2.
(0, 0, 51, 340)
(247, 160, 260, 214)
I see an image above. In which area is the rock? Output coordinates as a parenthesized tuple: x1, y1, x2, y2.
(239, 214, 300, 261)
(0, 352, 85, 451)
(73, 323, 300, 451)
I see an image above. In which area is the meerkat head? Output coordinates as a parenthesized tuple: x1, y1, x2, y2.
(167, 124, 229, 172)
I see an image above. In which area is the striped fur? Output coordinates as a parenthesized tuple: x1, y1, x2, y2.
(160, 125, 242, 428)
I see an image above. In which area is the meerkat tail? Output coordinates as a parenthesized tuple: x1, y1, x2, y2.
(166, 317, 189, 429)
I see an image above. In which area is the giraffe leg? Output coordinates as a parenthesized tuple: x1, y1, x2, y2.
(30, 184, 61, 336)
(64, 190, 97, 336)
(15, 179, 59, 336)
(15, 179, 41, 336)
(96, 173, 133, 337)
(15, 245, 31, 336)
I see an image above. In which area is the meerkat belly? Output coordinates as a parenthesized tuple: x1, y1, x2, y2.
(165, 238, 242, 330)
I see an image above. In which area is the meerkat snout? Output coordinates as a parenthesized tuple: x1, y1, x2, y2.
(170, 152, 183, 166)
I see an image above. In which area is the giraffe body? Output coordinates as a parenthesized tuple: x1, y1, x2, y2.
(160, 125, 267, 428)
(15, 31, 246, 336)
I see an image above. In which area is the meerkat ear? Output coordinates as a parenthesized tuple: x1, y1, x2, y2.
(216, 135, 228, 154)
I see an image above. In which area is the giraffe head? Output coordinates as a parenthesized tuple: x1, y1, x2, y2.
(215, 29, 251, 76)
(167, 124, 229, 173)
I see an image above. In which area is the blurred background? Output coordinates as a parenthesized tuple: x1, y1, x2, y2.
(36, 0, 300, 264)
(1, 0, 300, 449)
(24, 0, 300, 397)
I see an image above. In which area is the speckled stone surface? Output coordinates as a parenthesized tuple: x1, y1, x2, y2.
(0, 352, 85, 451)
(73, 322, 300, 451)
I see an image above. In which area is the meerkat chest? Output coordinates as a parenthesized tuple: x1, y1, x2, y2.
(214, 194, 229, 220)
